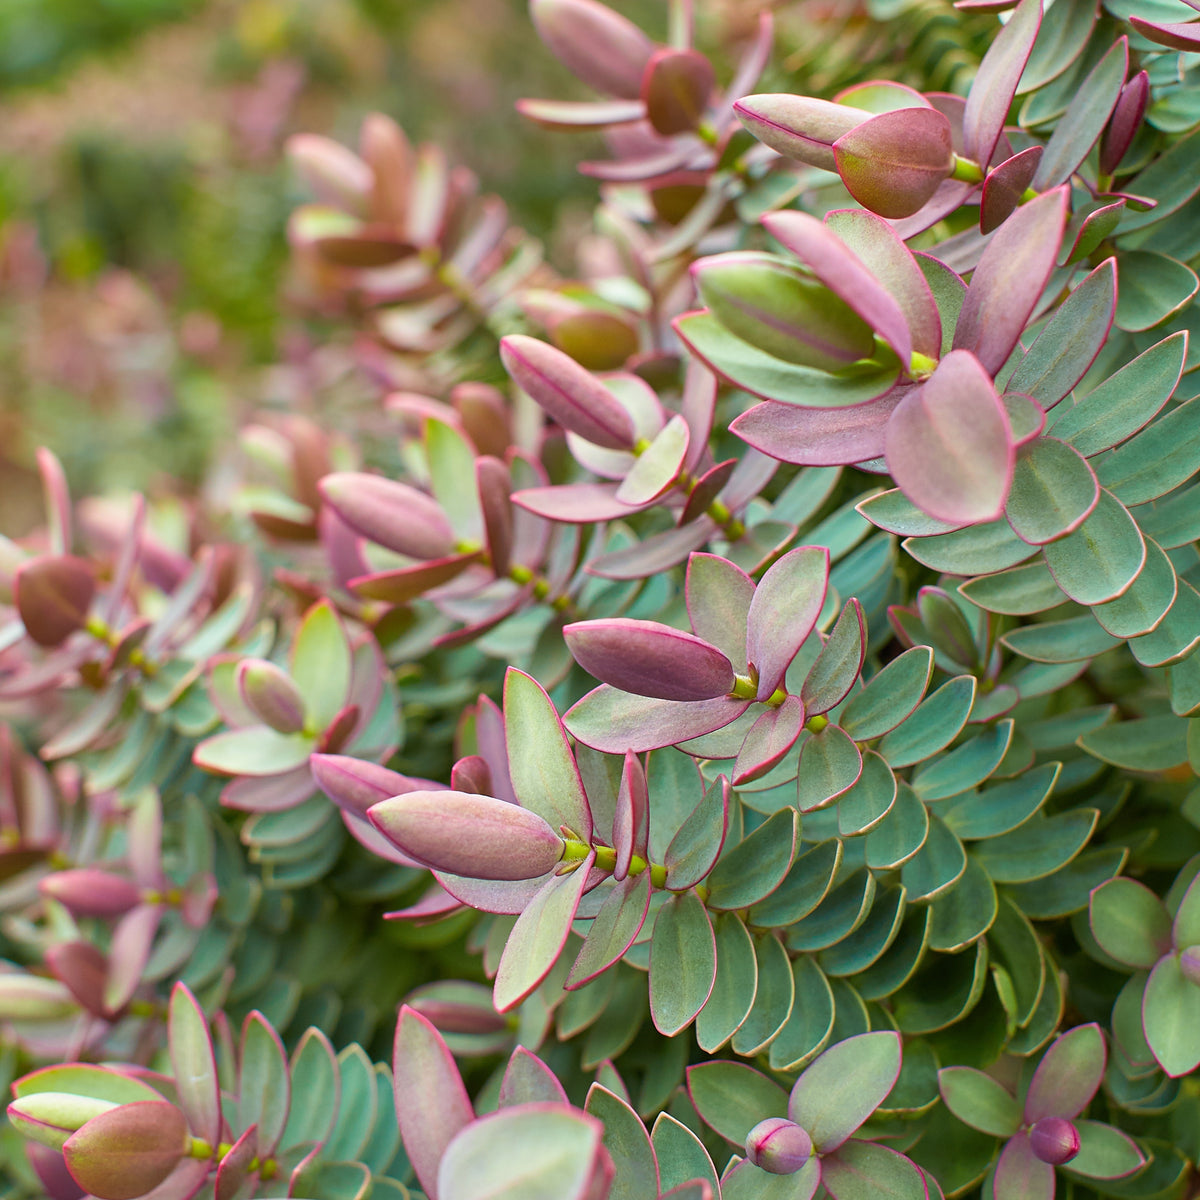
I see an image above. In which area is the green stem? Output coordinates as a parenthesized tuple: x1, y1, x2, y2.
(562, 839, 669, 888)
(950, 155, 985, 184)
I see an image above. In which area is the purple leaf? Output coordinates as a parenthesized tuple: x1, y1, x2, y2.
(980, 146, 1043, 234)
(564, 618, 736, 701)
(1024, 1024, 1106, 1122)
(500, 335, 636, 450)
(318, 473, 455, 559)
(566, 871, 651, 987)
(1100, 71, 1149, 176)
(475, 456, 513, 576)
(686, 552, 755, 670)
(104, 905, 161, 1015)
(236, 660, 306, 735)
(14, 556, 95, 648)
(1127, 16, 1200, 51)
(833, 107, 955, 220)
(731, 391, 902, 466)
(802, 598, 867, 716)
(37, 447, 72, 556)
(565, 686, 749, 753)
(642, 48, 714, 135)
(885, 351, 1014, 523)
(681, 359, 718, 470)
(512, 482, 646, 523)
(62, 1102, 188, 1200)
(369, 790, 565, 880)
(214, 1126, 258, 1200)
(734, 94, 869, 171)
(530, 0, 655, 99)
(393, 1006, 475, 1200)
(994, 1133, 1056, 1200)
(746, 546, 830, 698)
(612, 751, 650, 879)
(312, 753, 441, 820)
(515, 97, 647, 130)
(349, 552, 481, 604)
(679, 459, 737, 525)
(40, 869, 141, 920)
(733, 696, 806, 784)
(953, 186, 1069, 375)
(763, 211, 914, 365)
(962, 0, 1043, 168)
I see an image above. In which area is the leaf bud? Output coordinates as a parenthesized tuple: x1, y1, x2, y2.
(7, 1094, 119, 1151)
(318, 473, 457, 560)
(530, 0, 655, 99)
(745, 1118, 814, 1175)
(39, 870, 143, 920)
(564, 618, 736, 701)
(369, 790, 566, 880)
(236, 659, 308, 735)
(1029, 1117, 1081, 1165)
(734, 94, 870, 172)
(63, 1101, 189, 1200)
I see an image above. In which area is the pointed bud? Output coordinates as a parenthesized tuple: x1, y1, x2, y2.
(1100, 71, 1149, 176)
(693, 252, 877, 372)
(745, 1118, 813, 1175)
(734, 94, 870, 171)
(40, 870, 142, 919)
(7, 1095, 119, 1152)
(500, 335, 636, 450)
(1029, 1118, 1081, 1165)
(531, 0, 655, 99)
(14, 555, 96, 648)
(832, 107, 955, 219)
(236, 659, 307, 734)
(319, 473, 456, 560)
(63, 1102, 189, 1200)
(1180, 945, 1200, 986)
(368, 790, 565, 880)
(564, 618, 735, 700)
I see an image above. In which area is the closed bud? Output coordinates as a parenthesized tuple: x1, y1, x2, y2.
(319, 473, 457, 560)
(236, 659, 307, 734)
(531, 0, 655, 99)
(693, 252, 877, 373)
(745, 1118, 813, 1175)
(1100, 71, 1149, 177)
(734, 94, 870, 172)
(311, 754, 425, 819)
(1179, 945, 1200, 986)
(63, 1101, 189, 1200)
(564, 618, 736, 701)
(369, 790, 565, 880)
(40, 870, 142, 920)
(1029, 1117, 1081, 1165)
(7, 1095, 119, 1151)
(14, 556, 96, 648)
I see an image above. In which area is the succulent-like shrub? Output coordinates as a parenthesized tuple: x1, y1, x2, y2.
(5, 0, 1200, 1198)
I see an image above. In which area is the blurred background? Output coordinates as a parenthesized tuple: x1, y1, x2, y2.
(0, 0, 986, 534)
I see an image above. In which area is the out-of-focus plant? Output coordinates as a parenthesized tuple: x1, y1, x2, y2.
(7, 0, 1200, 1197)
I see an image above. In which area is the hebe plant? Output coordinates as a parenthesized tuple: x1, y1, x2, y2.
(4, 0, 1200, 1196)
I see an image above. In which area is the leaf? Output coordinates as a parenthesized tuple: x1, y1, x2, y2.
(974, 809, 1098, 881)
(642, 48, 714, 136)
(515, 97, 647, 129)
(1005, 437, 1099, 544)
(838, 751, 898, 836)
(900, 813, 967, 901)
(840, 648, 933, 740)
(1092, 538, 1177, 638)
(903, 520, 1036, 576)
(238, 1014, 290, 1155)
(937, 1068, 1020, 1136)
(652, 1114, 720, 1195)
(1144, 954, 1200, 1076)
(819, 884, 907, 975)
(686, 553, 756, 669)
(568, 871, 652, 988)
(864, 787, 930, 872)
(1115, 251, 1199, 332)
(585, 1085, 658, 1200)
(707, 809, 798, 909)
(797, 724, 863, 811)
(665, 777, 730, 888)
(1025, 1023, 1106, 1120)
(193, 727, 314, 778)
(732, 394, 898, 467)
(1095, 392, 1200, 506)
(1043, 488, 1145, 605)
(168, 984, 220, 1146)
(687, 1061, 789, 1144)
(1078, 713, 1189, 769)
(788, 1031, 902, 1152)
(617, 416, 690, 506)
(731, 933, 796, 1055)
(981, 147, 1043, 234)
(821, 1140, 929, 1200)
(802, 600, 866, 716)
(912, 721, 1013, 800)
(1129, 581, 1200, 668)
(940, 762, 1057, 839)
(749, 839, 843, 928)
(494, 852, 595, 1011)
(438, 1106, 604, 1200)
(650, 891, 717, 1035)
(1089, 877, 1173, 969)
(1062, 1121, 1146, 1181)
(505, 668, 592, 839)
(746, 546, 830, 697)
(697, 912, 759, 1052)
(993, 1134, 1055, 1200)
(13, 555, 95, 648)
(878, 676, 976, 769)
(62, 1102, 188, 1200)
(734, 698, 806, 785)
(281, 1028, 339, 1149)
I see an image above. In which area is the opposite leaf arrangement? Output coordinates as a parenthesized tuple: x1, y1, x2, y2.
(5, 0, 1200, 1198)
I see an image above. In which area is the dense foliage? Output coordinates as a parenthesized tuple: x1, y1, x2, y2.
(4, 0, 1200, 1198)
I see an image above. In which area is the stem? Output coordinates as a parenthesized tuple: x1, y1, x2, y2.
(562, 838, 669, 888)
(950, 155, 985, 184)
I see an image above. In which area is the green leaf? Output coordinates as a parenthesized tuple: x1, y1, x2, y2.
(770, 957, 836, 1071)
(652, 1113, 720, 1195)
(504, 668, 593, 839)
(1130, 580, 1200, 668)
(1089, 878, 1172, 968)
(819, 885, 907, 976)
(721, 1156, 822, 1200)
(326, 1044, 378, 1162)
(1062, 1120, 1146, 1181)
(940, 762, 1058, 840)
(168, 984, 220, 1145)
(12, 1066, 162, 1106)
(820, 1141, 927, 1200)
(1092, 538, 1177, 638)
(193, 726, 314, 777)
(1002, 614, 1121, 662)
(1145, 954, 1200, 1076)
(697, 912, 759, 1053)
(787, 870, 878, 952)
(865, 786, 930, 872)
(665, 777, 729, 888)
(687, 1061, 788, 1144)
(856, 908, 932, 1001)
(878, 677, 976, 769)
(789, 1031, 902, 1153)
(912, 721, 1013, 801)
(1115, 250, 1199, 332)
(906, 1104, 998, 1197)
(902, 520, 1036, 576)
(900, 814, 967, 901)
(928, 858, 998, 952)
(840, 648, 933, 741)
(1079, 714, 1190, 769)
(802, 599, 866, 716)
(937, 1067, 1020, 1137)
(1043, 488, 1146, 605)
(974, 809, 1098, 882)
(796, 725, 862, 811)
(1005, 438, 1099, 545)
(1096, 393, 1200, 506)
(280, 1028, 339, 1149)
(706, 809, 797, 910)
(891, 939, 988, 1034)
(857, 489, 962, 538)
(427, 418, 484, 543)
(494, 854, 594, 1011)
(1006, 846, 1128, 920)
(238, 1013, 290, 1154)
(989, 894, 1047, 1025)
(585, 1085, 657, 1200)
(289, 600, 353, 733)
(838, 751, 898, 837)
(958, 559, 1065, 615)
(568, 871, 652, 989)
(1172, 874, 1200, 946)
(749, 839, 843, 927)
(731, 933, 795, 1056)
(650, 891, 716, 1036)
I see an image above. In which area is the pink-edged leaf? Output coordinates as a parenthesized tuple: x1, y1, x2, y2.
(40, 869, 142, 919)
(311, 754, 439, 820)
(26, 1142, 86, 1200)
(499, 1047, 570, 1107)
(642, 48, 714, 135)
(567, 871, 652, 988)
(824, 209, 942, 359)
(731, 391, 903, 466)
(763, 211, 914, 365)
(833, 107, 955, 220)
(679, 459, 737, 525)
(384, 881, 464, 921)
(450, 755, 492, 794)
(981, 146, 1043, 234)
(504, 667, 593, 839)
(665, 776, 730, 888)
(746, 546, 831, 699)
(236, 659, 306, 735)
(732, 696, 805, 785)
(14, 556, 95, 648)
(564, 618, 735, 701)
(168, 984, 221, 1146)
(821, 1141, 928, 1200)
(681, 358, 718, 470)
(734, 94, 869, 171)
(349, 552, 480, 605)
(686, 552, 755, 670)
(995, 1133, 1056, 1200)
(803, 598, 867, 716)
(193, 727, 313, 777)
(435, 869, 557, 916)
(953, 187, 1069, 375)
(963, 0, 1043, 168)
(587, 519, 714, 581)
(1005, 437, 1099, 545)
(37, 447, 72, 555)
(104, 904, 161, 1015)
(513, 481, 646, 523)
(1101, 72, 1149, 175)
(516, 97, 647, 129)
(612, 751, 650, 879)
(393, 1005, 475, 1200)
(617, 415, 689, 505)
(220, 768, 314, 814)
(565, 686, 749, 753)
(214, 1126, 258, 1200)
(1127, 15, 1200, 48)
(1024, 1023, 1106, 1122)
(494, 851, 596, 1011)
(476, 693, 517, 805)
(530, 0, 655, 99)
(127, 788, 163, 886)
(650, 891, 717, 1035)
(885, 351, 1015, 523)
(501, 335, 635, 450)
(318, 473, 455, 559)
(476, 456, 513, 577)
(62, 1102, 188, 1200)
